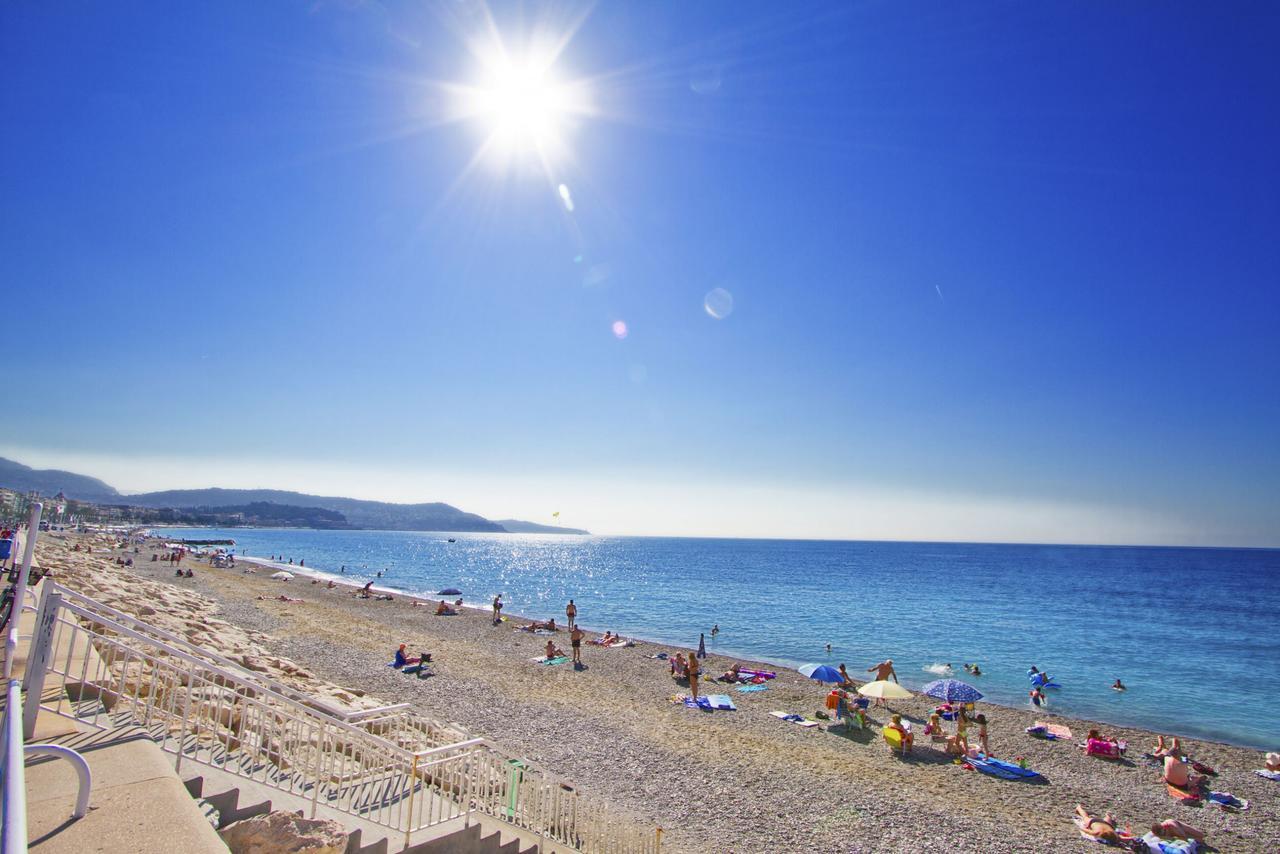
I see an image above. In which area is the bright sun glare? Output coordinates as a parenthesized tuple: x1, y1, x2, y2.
(472, 62, 570, 147)
(454, 38, 590, 170)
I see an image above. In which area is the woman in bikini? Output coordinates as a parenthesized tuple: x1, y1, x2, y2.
(1074, 805, 1121, 844)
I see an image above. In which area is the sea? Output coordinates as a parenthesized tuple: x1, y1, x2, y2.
(153, 528, 1280, 750)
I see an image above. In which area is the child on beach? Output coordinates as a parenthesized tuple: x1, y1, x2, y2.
(974, 714, 989, 754)
(924, 713, 944, 739)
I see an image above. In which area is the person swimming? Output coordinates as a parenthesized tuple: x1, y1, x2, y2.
(1112, 678, 1126, 691)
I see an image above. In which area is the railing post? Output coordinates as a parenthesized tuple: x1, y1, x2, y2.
(4, 503, 42, 682)
(403, 752, 418, 851)
(22, 589, 61, 739)
(310, 718, 328, 819)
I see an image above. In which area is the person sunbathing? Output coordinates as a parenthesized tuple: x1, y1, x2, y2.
(670, 653, 688, 678)
(1074, 805, 1121, 844)
(887, 714, 913, 752)
(1153, 734, 1182, 758)
(719, 664, 741, 683)
(544, 639, 565, 660)
(435, 600, 457, 616)
(1163, 754, 1204, 792)
(1267, 752, 1280, 772)
(1151, 818, 1206, 843)
(591, 631, 614, 646)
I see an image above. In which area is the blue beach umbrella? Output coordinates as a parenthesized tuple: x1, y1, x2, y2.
(799, 663, 845, 683)
(921, 678, 983, 704)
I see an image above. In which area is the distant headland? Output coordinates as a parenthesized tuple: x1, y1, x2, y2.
(0, 456, 589, 534)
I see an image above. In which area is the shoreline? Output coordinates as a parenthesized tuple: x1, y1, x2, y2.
(47, 533, 1280, 852)
(222, 552, 1266, 753)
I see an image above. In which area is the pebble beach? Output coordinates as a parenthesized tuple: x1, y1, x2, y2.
(34, 534, 1280, 852)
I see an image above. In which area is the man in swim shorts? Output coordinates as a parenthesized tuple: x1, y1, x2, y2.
(565, 599, 577, 629)
(570, 625, 584, 664)
(867, 659, 898, 683)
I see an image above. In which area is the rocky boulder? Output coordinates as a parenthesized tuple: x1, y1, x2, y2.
(219, 810, 348, 854)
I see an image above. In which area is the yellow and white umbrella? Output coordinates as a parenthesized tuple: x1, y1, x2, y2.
(857, 680, 912, 700)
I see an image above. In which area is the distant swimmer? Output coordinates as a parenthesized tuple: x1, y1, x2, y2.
(710, 624, 719, 638)
(1113, 679, 1126, 691)
(825, 643, 832, 654)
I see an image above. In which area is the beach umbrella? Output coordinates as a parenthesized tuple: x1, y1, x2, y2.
(857, 680, 912, 700)
(270, 571, 294, 580)
(921, 678, 983, 704)
(798, 663, 845, 683)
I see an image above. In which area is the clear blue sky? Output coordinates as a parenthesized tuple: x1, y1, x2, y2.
(2, 2, 1278, 546)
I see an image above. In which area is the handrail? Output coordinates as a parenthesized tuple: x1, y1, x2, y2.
(2, 680, 29, 854)
(22, 745, 90, 819)
(43, 583, 386, 723)
(29, 582, 661, 853)
(50, 595, 412, 754)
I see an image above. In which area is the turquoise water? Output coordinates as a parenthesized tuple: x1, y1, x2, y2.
(155, 528, 1280, 749)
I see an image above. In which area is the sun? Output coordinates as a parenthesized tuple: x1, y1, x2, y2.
(471, 60, 572, 149)
(453, 42, 590, 168)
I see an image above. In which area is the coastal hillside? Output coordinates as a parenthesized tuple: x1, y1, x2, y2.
(0, 456, 120, 503)
(0, 456, 588, 534)
(128, 487, 504, 532)
(495, 518, 590, 535)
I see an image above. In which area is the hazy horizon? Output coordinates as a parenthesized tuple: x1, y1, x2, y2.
(3, 4, 1277, 549)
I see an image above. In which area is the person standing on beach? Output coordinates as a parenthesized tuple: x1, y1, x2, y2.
(570, 625, 584, 665)
(565, 599, 577, 629)
(492, 594, 503, 624)
(687, 652, 701, 700)
(867, 659, 898, 683)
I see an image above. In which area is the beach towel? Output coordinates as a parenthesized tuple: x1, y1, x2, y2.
(1166, 783, 1200, 803)
(1255, 769, 1280, 781)
(964, 755, 1022, 780)
(1207, 791, 1248, 811)
(683, 696, 712, 710)
(740, 668, 776, 680)
(1034, 721, 1072, 740)
(1139, 833, 1198, 854)
(706, 694, 736, 711)
(977, 755, 1040, 778)
(770, 711, 819, 727)
(736, 683, 767, 693)
(531, 656, 571, 665)
(402, 663, 430, 676)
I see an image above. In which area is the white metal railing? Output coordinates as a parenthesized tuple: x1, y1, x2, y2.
(42, 582, 469, 751)
(2, 679, 92, 854)
(23, 585, 661, 853)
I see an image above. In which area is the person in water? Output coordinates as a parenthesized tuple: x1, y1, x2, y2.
(1112, 678, 1126, 691)
(1030, 687, 1046, 707)
(710, 624, 719, 638)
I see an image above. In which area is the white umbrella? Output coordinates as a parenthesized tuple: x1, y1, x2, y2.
(270, 571, 294, 580)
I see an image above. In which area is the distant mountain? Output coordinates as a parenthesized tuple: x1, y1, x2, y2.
(0, 457, 119, 503)
(127, 488, 505, 532)
(0, 455, 587, 534)
(495, 519, 590, 535)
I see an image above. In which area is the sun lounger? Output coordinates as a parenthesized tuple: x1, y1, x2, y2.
(770, 711, 819, 727)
